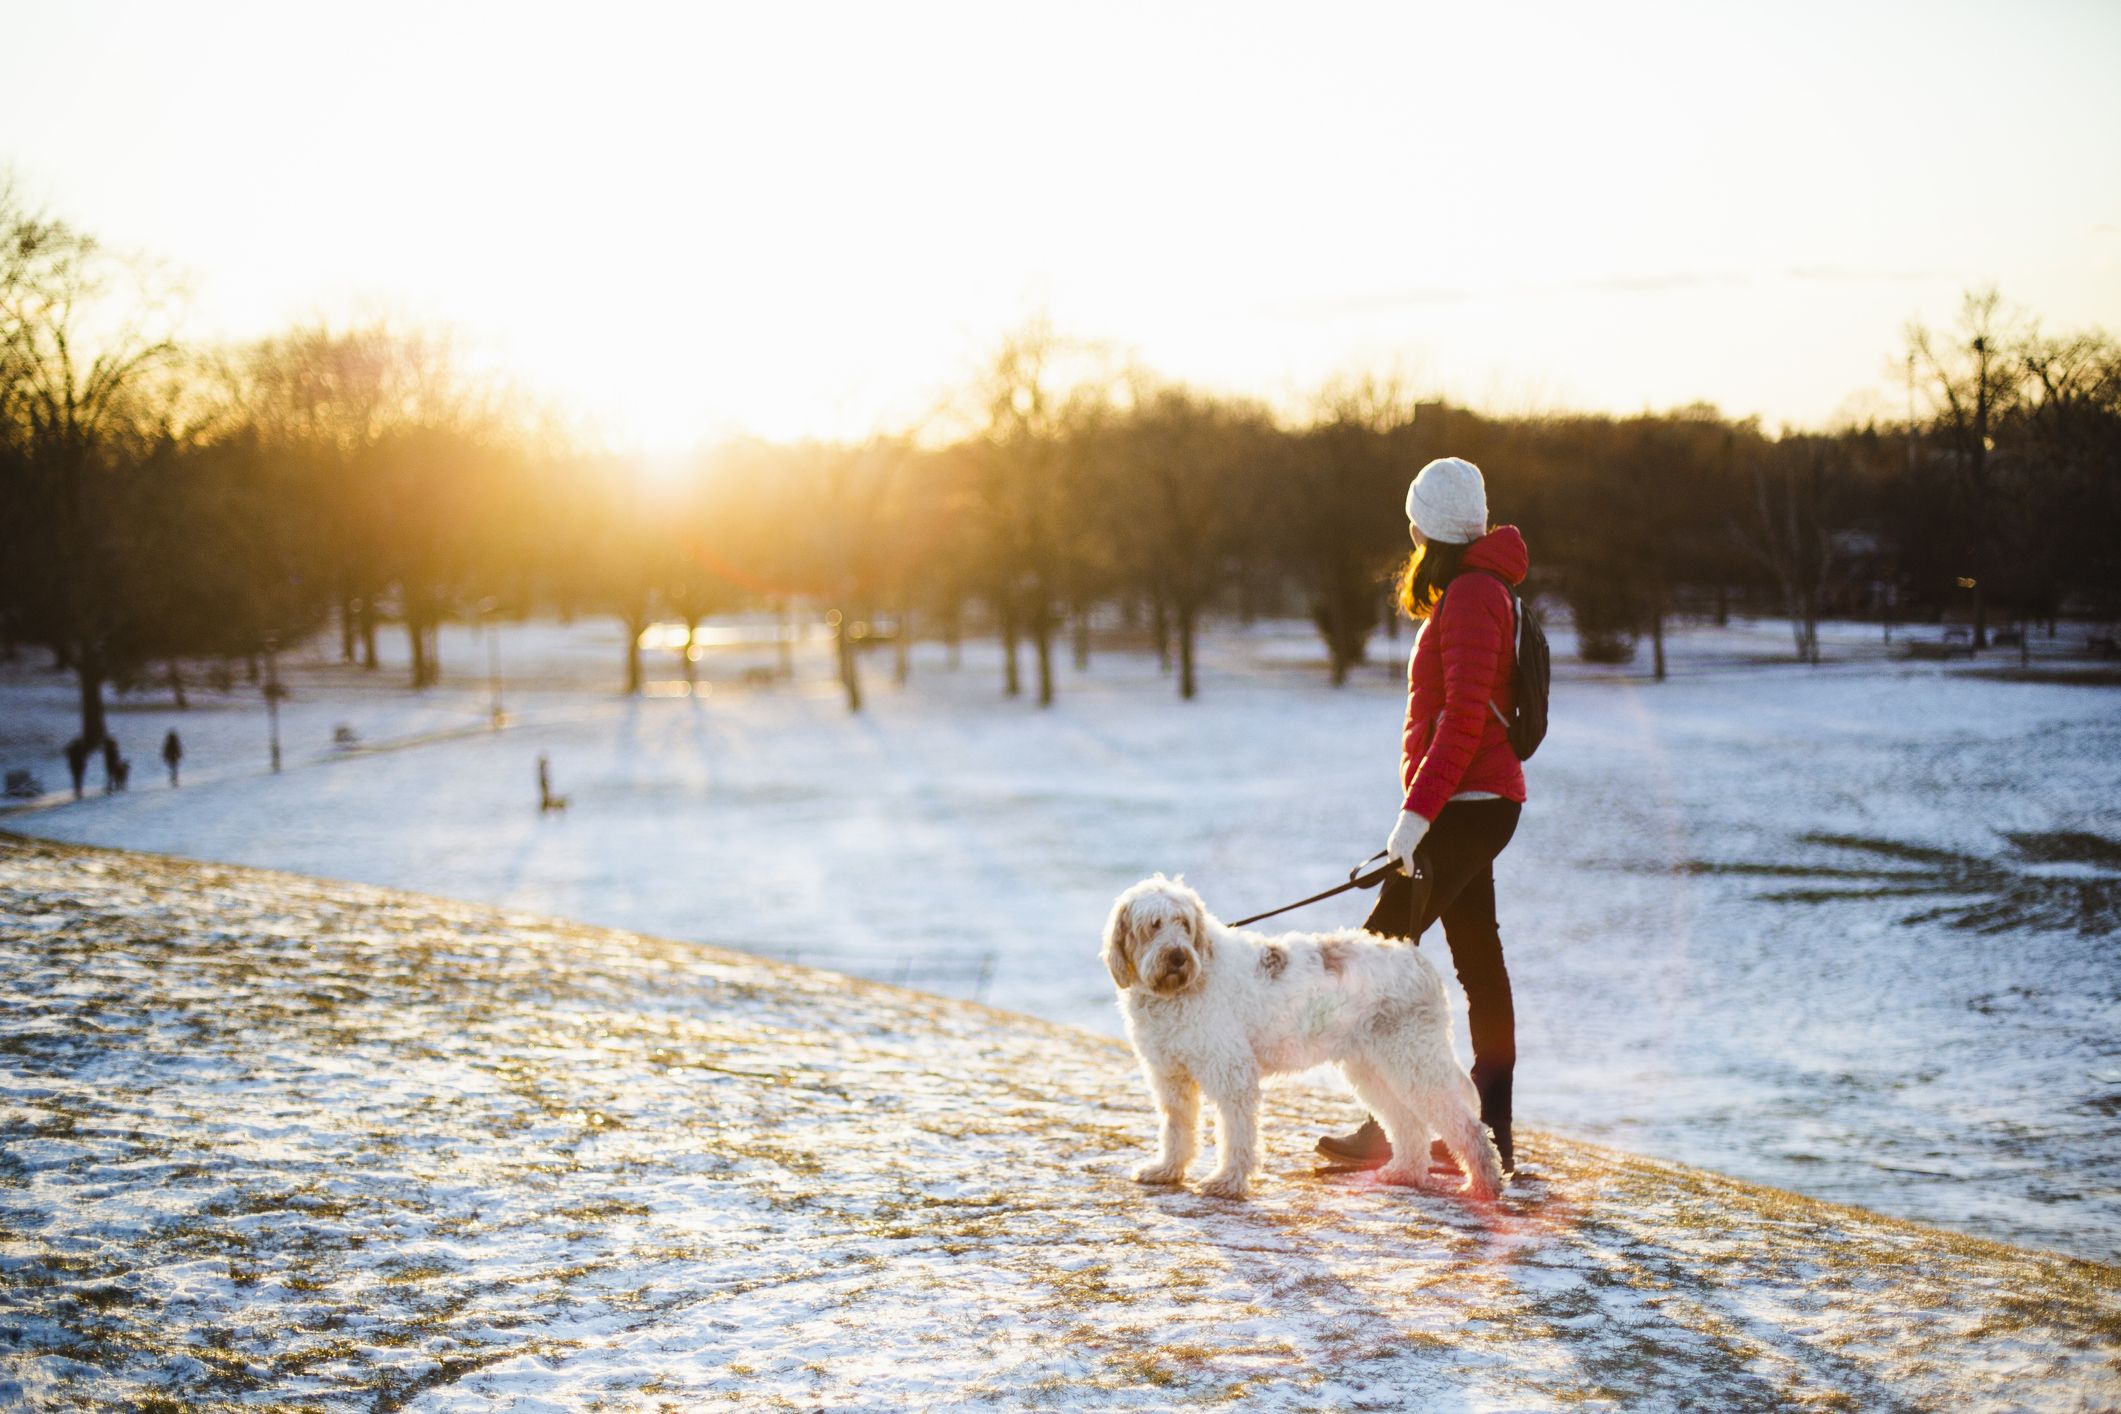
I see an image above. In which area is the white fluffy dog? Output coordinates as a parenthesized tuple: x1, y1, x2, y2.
(1103, 873, 1504, 1201)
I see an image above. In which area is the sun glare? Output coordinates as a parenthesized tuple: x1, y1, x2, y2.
(2, 2, 2115, 443)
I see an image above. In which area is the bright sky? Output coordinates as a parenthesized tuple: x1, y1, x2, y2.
(4, 0, 2117, 450)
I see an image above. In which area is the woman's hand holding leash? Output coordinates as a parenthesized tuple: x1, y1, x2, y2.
(1386, 809, 1431, 876)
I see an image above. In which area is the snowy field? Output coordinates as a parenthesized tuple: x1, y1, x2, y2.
(3, 836, 2114, 1411)
(3, 613, 2118, 1261)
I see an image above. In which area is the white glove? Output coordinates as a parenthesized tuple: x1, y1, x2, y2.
(1385, 809, 1430, 876)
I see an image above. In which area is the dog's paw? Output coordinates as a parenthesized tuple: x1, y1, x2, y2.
(1133, 1161, 1187, 1186)
(1374, 1162, 1431, 1189)
(1196, 1171, 1251, 1201)
(1458, 1171, 1504, 1202)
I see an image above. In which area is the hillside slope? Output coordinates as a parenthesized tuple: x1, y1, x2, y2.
(1, 836, 2114, 1411)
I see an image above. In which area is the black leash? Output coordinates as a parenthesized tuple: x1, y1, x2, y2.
(1227, 850, 1427, 929)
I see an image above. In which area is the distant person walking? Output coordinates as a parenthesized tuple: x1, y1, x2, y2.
(162, 730, 183, 787)
(537, 755, 568, 814)
(102, 737, 127, 794)
(1316, 457, 1530, 1175)
(64, 737, 90, 800)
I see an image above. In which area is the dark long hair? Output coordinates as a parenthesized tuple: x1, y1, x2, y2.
(1396, 538, 1471, 621)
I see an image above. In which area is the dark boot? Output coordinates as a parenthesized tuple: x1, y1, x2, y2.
(1315, 1116, 1391, 1167)
(1474, 1066, 1514, 1174)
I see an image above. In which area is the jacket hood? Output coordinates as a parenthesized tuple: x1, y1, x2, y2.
(1460, 524, 1529, 586)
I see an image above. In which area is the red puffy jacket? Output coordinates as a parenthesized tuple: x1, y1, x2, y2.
(1401, 525, 1530, 820)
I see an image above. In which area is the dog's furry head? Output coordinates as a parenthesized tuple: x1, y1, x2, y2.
(1102, 874, 1214, 996)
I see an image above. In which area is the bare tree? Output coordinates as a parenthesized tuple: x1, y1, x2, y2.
(245, 322, 421, 670)
(1908, 289, 2023, 649)
(802, 438, 906, 713)
(1278, 377, 1417, 685)
(967, 318, 1116, 706)
(1103, 383, 1271, 699)
(2013, 329, 2121, 629)
(562, 449, 660, 696)
(1739, 436, 1845, 665)
(0, 196, 185, 745)
(1599, 407, 1735, 680)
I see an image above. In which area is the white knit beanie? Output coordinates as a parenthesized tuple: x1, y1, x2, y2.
(1405, 457, 1488, 544)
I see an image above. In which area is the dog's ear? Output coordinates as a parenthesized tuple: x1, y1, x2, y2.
(1183, 893, 1214, 958)
(1102, 899, 1139, 990)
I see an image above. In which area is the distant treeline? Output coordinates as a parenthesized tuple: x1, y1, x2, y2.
(5, 189, 2119, 740)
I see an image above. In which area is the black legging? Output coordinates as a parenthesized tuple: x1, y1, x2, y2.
(1363, 797, 1520, 1165)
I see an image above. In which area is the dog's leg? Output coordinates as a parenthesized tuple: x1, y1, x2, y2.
(1423, 1086, 1506, 1200)
(1133, 1066, 1199, 1185)
(1197, 1066, 1262, 1200)
(1343, 1059, 1435, 1188)
(1383, 1015, 1507, 1199)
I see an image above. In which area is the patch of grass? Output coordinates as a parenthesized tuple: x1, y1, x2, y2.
(547, 1261, 606, 1284)
(72, 1283, 135, 1310)
(269, 1335, 372, 1375)
(555, 1197, 654, 1222)
(2007, 829, 2121, 869)
(1971, 667, 2121, 687)
(1037, 1260, 1136, 1307)
(1681, 830, 2121, 936)
(1105, 1350, 1187, 1388)
(370, 1346, 521, 1413)
(379, 1262, 455, 1285)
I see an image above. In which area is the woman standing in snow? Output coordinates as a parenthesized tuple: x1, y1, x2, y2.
(1316, 456, 1529, 1175)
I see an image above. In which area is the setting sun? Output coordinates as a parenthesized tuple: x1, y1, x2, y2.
(5, 1, 2117, 450)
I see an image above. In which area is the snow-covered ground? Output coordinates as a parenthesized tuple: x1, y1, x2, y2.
(4, 613, 2117, 1261)
(3, 836, 2114, 1411)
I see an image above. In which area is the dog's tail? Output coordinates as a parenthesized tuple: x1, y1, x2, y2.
(1444, 1104, 1508, 1200)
